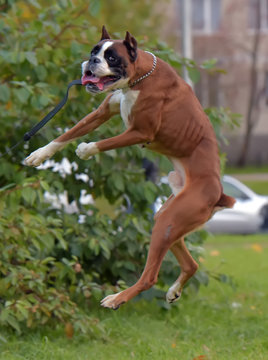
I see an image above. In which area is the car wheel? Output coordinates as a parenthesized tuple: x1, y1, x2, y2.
(260, 205, 268, 230)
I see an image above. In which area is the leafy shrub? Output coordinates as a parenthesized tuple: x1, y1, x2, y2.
(0, 179, 105, 335)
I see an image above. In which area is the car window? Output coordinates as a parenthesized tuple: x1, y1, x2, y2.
(222, 181, 249, 200)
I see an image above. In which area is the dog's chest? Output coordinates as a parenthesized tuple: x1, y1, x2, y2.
(120, 90, 140, 127)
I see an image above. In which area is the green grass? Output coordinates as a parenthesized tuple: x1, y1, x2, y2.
(226, 165, 268, 175)
(242, 181, 268, 195)
(1, 234, 268, 360)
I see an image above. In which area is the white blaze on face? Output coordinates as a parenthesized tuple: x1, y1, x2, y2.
(97, 41, 113, 60)
(93, 41, 114, 77)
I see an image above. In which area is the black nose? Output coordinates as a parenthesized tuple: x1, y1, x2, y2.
(90, 56, 101, 64)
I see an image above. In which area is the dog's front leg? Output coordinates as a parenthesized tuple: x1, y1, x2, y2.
(24, 93, 120, 167)
(76, 128, 152, 160)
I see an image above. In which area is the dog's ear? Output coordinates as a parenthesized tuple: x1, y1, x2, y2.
(101, 25, 111, 40)
(123, 31, 138, 62)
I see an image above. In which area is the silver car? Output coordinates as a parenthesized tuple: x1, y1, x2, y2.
(206, 175, 268, 234)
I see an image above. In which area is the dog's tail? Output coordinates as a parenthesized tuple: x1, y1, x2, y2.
(216, 193, 236, 209)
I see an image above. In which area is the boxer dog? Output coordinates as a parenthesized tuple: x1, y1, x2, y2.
(25, 26, 235, 310)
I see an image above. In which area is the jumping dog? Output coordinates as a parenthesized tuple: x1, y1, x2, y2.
(25, 27, 235, 309)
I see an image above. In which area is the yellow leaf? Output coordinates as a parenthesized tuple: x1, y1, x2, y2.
(65, 322, 74, 339)
(17, 2, 35, 19)
(10, 227, 20, 236)
(251, 244, 262, 253)
(210, 250, 220, 256)
(5, 100, 12, 110)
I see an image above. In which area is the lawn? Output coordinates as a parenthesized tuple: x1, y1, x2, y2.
(1, 234, 268, 360)
(242, 181, 268, 196)
(226, 165, 268, 175)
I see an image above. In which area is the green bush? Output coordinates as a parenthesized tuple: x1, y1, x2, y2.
(0, 1, 239, 333)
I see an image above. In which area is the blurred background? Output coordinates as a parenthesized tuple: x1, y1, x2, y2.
(161, 0, 268, 166)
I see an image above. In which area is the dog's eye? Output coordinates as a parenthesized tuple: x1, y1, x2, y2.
(108, 56, 116, 62)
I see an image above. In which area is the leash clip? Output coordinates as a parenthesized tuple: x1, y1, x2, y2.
(23, 132, 31, 142)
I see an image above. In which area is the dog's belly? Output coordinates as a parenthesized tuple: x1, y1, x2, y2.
(145, 140, 193, 158)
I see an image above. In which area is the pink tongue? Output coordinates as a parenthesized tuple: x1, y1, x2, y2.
(81, 74, 101, 85)
(81, 74, 104, 91)
(97, 82, 104, 91)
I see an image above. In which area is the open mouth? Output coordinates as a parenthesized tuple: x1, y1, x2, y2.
(81, 71, 121, 91)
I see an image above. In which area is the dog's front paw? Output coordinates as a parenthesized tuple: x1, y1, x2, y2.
(76, 142, 99, 160)
(24, 141, 63, 167)
(24, 146, 52, 167)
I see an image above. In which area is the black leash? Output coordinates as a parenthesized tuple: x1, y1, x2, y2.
(0, 79, 82, 159)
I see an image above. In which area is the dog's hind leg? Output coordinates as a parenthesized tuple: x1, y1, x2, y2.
(101, 170, 184, 310)
(101, 176, 221, 310)
(166, 237, 199, 303)
(101, 219, 175, 310)
(158, 170, 199, 303)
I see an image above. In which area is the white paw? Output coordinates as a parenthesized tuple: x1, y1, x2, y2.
(100, 292, 124, 310)
(76, 142, 99, 160)
(24, 141, 64, 167)
(166, 281, 182, 303)
(24, 147, 52, 167)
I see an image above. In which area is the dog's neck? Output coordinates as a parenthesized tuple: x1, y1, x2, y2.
(129, 51, 157, 88)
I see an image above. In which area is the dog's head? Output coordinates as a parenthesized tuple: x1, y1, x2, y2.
(81, 26, 138, 94)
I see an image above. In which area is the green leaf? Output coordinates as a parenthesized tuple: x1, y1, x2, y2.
(0, 84, 10, 102)
(39, 94, 51, 107)
(90, 0, 101, 17)
(6, 316, 21, 333)
(70, 41, 81, 56)
(40, 180, 50, 191)
(13, 88, 30, 103)
(202, 58, 217, 69)
(25, 51, 38, 66)
(22, 187, 37, 205)
(34, 65, 48, 81)
(195, 270, 209, 286)
(41, 257, 56, 265)
(188, 67, 200, 84)
(112, 172, 125, 192)
(0, 183, 15, 192)
(28, 0, 41, 8)
(0, 335, 7, 344)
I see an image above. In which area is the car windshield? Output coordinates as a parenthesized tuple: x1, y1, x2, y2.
(222, 180, 249, 200)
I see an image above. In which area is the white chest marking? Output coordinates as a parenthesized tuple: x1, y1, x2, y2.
(120, 90, 140, 128)
(109, 90, 122, 113)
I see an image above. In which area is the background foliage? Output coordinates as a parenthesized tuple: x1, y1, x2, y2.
(0, 0, 239, 334)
